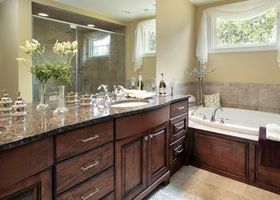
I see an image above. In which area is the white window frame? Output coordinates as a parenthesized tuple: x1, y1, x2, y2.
(143, 20, 156, 57)
(208, 9, 279, 54)
(88, 35, 111, 58)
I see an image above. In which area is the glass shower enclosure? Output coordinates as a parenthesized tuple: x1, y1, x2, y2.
(32, 16, 125, 102)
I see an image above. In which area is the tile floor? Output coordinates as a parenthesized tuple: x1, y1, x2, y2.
(148, 166, 280, 200)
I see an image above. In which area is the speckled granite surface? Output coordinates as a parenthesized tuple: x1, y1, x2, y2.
(0, 95, 189, 152)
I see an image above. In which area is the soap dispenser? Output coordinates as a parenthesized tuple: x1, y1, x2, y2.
(12, 92, 27, 117)
(0, 89, 13, 116)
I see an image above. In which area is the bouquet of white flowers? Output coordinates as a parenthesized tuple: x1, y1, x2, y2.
(17, 39, 78, 111)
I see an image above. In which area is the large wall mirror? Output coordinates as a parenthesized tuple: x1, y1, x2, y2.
(0, 0, 156, 102)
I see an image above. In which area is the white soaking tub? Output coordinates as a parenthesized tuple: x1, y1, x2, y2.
(189, 107, 280, 141)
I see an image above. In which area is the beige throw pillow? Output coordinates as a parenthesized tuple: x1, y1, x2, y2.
(204, 93, 221, 107)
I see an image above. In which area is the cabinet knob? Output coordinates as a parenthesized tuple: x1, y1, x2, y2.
(149, 134, 154, 139)
(144, 136, 148, 141)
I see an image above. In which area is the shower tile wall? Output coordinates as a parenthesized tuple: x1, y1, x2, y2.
(77, 29, 125, 93)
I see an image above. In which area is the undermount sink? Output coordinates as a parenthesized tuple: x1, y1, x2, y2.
(0, 126, 7, 134)
(110, 101, 148, 108)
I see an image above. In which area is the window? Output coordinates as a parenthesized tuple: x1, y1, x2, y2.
(210, 8, 278, 52)
(88, 34, 111, 57)
(143, 19, 156, 55)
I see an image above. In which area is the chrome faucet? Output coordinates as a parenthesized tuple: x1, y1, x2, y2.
(98, 84, 110, 103)
(113, 85, 127, 101)
(98, 84, 108, 93)
(211, 106, 223, 122)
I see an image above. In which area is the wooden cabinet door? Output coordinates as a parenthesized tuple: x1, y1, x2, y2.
(115, 134, 148, 200)
(148, 123, 169, 185)
(0, 169, 52, 200)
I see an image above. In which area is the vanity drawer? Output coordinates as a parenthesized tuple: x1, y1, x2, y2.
(0, 138, 53, 190)
(170, 136, 186, 174)
(56, 120, 113, 161)
(170, 113, 188, 142)
(56, 167, 114, 200)
(115, 106, 170, 140)
(55, 142, 114, 195)
(170, 100, 188, 118)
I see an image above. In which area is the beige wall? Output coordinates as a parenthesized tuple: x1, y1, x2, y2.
(0, 0, 32, 101)
(156, 0, 197, 85)
(196, 0, 280, 84)
(33, 0, 126, 26)
(17, 0, 32, 101)
(125, 19, 156, 83)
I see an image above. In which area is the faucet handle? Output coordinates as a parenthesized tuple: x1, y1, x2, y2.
(220, 118, 229, 124)
(198, 113, 206, 120)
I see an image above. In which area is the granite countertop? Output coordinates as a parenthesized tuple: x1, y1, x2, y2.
(0, 95, 189, 152)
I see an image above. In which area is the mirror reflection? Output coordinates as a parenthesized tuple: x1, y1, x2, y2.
(0, 0, 156, 103)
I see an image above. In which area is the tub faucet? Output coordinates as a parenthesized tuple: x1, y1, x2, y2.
(211, 106, 223, 122)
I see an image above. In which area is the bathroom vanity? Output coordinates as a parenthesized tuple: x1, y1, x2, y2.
(0, 95, 189, 200)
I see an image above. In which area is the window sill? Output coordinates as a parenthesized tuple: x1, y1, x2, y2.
(144, 52, 156, 57)
(209, 45, 278, 54)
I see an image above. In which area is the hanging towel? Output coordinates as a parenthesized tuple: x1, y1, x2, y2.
(259, 127, 280, 169)
(266, 124, 280, 142)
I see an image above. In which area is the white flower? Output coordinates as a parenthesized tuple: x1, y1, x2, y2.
(53, 40, 78, 55)
(19, 39, 41, 54)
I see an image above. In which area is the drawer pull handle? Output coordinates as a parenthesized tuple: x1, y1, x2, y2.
(177, 106, 185, 110)
(80, 135, 99, 143)
(175, 147, 184, 154)
(80, 187, 99, 200)
(175, 123, 184, 130)
(81, 161, 100, 171)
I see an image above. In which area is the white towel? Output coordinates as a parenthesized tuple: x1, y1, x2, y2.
(126, 89, 155, 99)
(266, 124, 280, 142)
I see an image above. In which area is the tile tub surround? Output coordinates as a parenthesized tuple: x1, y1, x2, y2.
(148, 166, 280, 200)
(202, 82, 280, 113)
(175, 81, 280, 113)
(0, 95, 189, 152)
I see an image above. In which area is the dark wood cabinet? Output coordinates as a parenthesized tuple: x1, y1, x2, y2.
(193, 130, 249, 182)
(148, 123, 169, 185)
(255, 146, 280, 193)
(0, 169, 52, 200)
(115, 134, 148, 200)
(169, 100, 189, 175)
(0, 139, 53, 200)
(115, 106, 170, 200)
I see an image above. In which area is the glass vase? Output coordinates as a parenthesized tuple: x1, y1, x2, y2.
(197, 77, 204, 106)
(53, 85, 68, 114)
(36, 81, 49, 111)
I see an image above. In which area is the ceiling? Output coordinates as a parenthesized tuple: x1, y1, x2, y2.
(54, 0, 156, 21)
(189, 0, 229, 5)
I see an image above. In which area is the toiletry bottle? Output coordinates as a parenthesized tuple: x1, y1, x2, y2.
(159, 73, 166, 96)
(171, 78, 175, 96)
(137, 74, 144, 90)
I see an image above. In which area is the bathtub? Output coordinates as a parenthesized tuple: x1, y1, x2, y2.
(189, 107, 280, 140)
